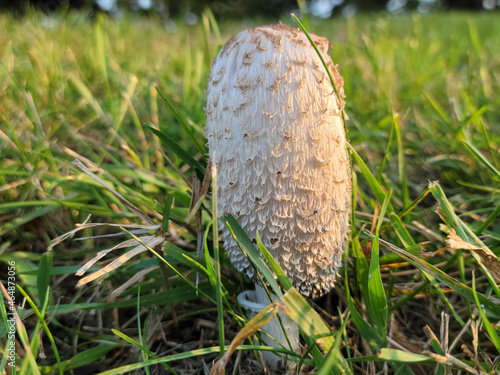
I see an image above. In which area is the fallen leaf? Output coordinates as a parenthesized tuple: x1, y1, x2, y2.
(211, 302, 281, 375)
(447, 229, 500, 280)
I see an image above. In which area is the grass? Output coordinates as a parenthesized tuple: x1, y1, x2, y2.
(0, 7, 499, 374)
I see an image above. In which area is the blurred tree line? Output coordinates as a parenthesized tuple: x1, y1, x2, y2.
(0, 0, 489, 17)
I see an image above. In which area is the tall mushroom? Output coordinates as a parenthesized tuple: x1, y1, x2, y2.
(205, 22, 351, 366)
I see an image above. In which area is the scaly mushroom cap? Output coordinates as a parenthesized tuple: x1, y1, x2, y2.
(205, 22, 351, 297)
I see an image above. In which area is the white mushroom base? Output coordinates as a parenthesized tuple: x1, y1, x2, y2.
(237, 285, 299, 368)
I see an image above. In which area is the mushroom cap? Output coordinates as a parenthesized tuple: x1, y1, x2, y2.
(205, 22, 351, 297)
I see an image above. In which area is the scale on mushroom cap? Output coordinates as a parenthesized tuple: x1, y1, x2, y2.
(205, 21, 351, 369)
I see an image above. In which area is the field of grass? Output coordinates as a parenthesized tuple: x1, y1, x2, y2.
(0, 8, 499, 375)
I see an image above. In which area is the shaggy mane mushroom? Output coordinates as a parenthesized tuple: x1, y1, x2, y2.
(205, 21, 351, 367)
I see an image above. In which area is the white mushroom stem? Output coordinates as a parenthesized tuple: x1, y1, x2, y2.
(237, 286, 299, 368)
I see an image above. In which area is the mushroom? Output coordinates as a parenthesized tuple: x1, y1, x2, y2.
(205, 21, 351, 367)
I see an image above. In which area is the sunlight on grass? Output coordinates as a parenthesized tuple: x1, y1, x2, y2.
(0, 8, 499, 375)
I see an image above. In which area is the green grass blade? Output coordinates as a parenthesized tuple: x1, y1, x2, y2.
(316, 311, 352, 375)
(111, 330, 176, 373)
(203, 223, 218, 288)
(475, 202, 500, 235)
(0, 287, 15, 372)
(68, 74, 108, 122)
(281, 288, 334, 352)
(462, 140, 500, 178)
(351, 236, 370, 310)
(478, 118, 499, 168)
(95, 345, 272, 375)
(394, 113, 409, 209)
(27, 286, 51, 361)
(392, 364, 417, 375)
(424, 272, 466, 327)
(136, 287, 150, 375)
(429, 181, 500, 298)
(368, 236, 386, 331)
(94, 16, 111, 99)
(429, 182, 486, 249)
(222, 214, 281, 296)
(291, 13, 349, 140)
(367, 190, 391, 342)
(37, 252, 53, 308)
(291, 14, 341, 107)
(378, 348, 429, 363)
(162, 190, 175, 234)
(472, 273, 500, 352)
(255, 232, 293, 291)
(378, 113, 396, 179)
(0, 205, 58, 236)
(154, 86, 205, 155)
(389, 213, 416, 248)
(468, 20, 482, 58)
(123, 230, 216, 304)
(147, 125, 205, 180)
(345, 261, 383, 350)
(366, 232, 500, 319)
(390, 280, 429, 313)
(201, 11, 212, 71)
(0, 282, 39, 374)
(18, 284, 214, 319)
(427, 328, 445, 355)
(211, 164, 225, 356)
(199, 225, 235, 314)
(397, 187, 431, 219)
(424, 92, 450, 125)
(254, 233, 328, 366)
(350, 145, 395, 212)
(203, 7, 222, 47)
(16, 285, 62, 375)
(41, 345, 118, 374)
(338, 309, 353, 373)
